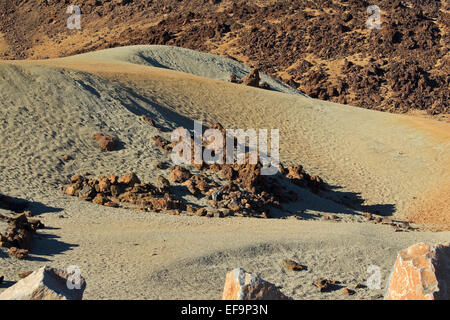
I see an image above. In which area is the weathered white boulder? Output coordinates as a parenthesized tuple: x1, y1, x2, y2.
(0, 266, 86, 300)
(222, 268, 291, 300)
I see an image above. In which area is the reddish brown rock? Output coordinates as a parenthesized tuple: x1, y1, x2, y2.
(313, 278, 338, 292)
(242, 68, 261, 87)
(104, 201, 118, 208)
(342, 288, 355, 296)
(152, 135, 172, 151)
(195, 208, 207, 217)
(93, 133, 117, 151)
(97, 177, 111, 193)
(385, 242, 450, 300)
(283, 259, 304, 271)
(92, 194, 106, 206)
(118, 172, 141, 186)
(156, 175, 170, 192)
(64, 185, 77, 196)
(169, 166, 192, 183)
(0, 213, 41, 251)
(222, 268, 291, 300)
(141, 114, 155, 126)
(78, 185, 95, 199)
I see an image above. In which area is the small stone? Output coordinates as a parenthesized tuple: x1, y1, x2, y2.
(92, 195, 106, 205)
(196, 208, 207, 217)
(283, 259, 304, 271)
(169, 166, 191, 183)
(343, 288, 356, 296)
(313, 279, 337, 292)
(93, 133, 117, 151)
(141, 114, 155, 126)
(363, 213, 373, 219)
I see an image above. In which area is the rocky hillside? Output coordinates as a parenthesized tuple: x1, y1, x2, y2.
(0, 0, 448, 114)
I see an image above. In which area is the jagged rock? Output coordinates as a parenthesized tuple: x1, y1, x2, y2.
(385, 242, 450, 300)
(183, 175, 210, 195)
(93, 133, 117, 151)
(0, 266, 86, 300)
(286, 165, 304, 180)
(110, 184, 122, 197)
(156, 175, 170, 192)
(97, 177, 111, 193)
(195, 208, 207, 216)
(118, 172, 141, 186)
(184, 179, 198, 195)
(222, 268, 291, 300)
(148, 198, 183, 211)
(169, 166, 192, 183)
(92, 194, 106, 205)
(152, 135, 172, 151)
(0, 213, 42, 251)
(242, 68, 261, 87)
(78, 185, 96, 199)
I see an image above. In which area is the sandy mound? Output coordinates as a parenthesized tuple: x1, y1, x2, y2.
(0, 45, 449, 299)
(60, 45, 303, 96)
(9, 45, 447, 221)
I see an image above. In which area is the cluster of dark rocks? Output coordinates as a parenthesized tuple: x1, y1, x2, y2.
(64, 121, 330, 219)
(64, 172, 184, 212)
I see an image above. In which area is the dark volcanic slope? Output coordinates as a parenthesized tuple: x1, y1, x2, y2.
(0, 0, 448, 115)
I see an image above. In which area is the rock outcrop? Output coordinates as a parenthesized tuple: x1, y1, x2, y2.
(0, 213, 44, 259)
(385, 242, 450, 300)
(222, 268, 291, 300)
(242, 68, 261, 87)
(0, 266, 86, 300)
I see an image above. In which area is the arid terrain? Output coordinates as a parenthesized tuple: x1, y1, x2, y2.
(0, 0, 448, 116)
(0, 46, 449, 299)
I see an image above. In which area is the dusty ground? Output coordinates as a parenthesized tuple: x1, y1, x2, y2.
(0, 46, 449, 299)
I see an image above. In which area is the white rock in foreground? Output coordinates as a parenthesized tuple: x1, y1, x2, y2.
(222, 268, 291, 300)
(0, 266, 86, 300)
